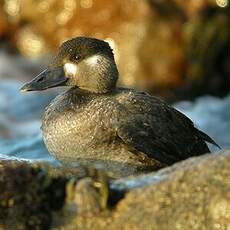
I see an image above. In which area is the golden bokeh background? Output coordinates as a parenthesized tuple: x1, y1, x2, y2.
(0, 0, 229, 100)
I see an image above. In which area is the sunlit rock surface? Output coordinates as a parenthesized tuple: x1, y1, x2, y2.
(109, 149, 230, 230)
(0, 150, 229, 229)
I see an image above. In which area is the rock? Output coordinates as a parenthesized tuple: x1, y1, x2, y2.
(0, 160, 112, 229)
(0, 149, 229, 229)
(110, 149, 230, 230)
(0, 160, 68, 229)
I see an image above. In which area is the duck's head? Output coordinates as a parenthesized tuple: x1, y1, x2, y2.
(20, 37, 119, 93)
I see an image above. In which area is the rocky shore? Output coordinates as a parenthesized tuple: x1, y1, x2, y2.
(0, 149, 229, 229)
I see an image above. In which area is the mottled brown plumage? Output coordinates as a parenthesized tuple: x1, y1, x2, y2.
(21, 37, 219, 177)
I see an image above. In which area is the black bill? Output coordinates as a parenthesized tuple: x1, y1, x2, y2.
(20, 67, 67, 92)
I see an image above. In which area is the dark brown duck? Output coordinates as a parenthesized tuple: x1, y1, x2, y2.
(21, 37, 219, 177)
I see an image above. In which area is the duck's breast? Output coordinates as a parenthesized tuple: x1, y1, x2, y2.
(41, 93, 120, 160)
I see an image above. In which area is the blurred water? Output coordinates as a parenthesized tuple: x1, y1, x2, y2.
(0, 80, 58, 164)
(0, 52, 229, 164)
(174, 95, 230, 152)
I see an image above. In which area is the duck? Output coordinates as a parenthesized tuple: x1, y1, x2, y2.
(20, 37, 219, 177)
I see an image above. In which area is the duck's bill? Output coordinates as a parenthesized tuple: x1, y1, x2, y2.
(20, 67, 67, 92)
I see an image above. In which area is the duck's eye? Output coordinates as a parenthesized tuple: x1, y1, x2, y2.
(75, 55, 81, 61)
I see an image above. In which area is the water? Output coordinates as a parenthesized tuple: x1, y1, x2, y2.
(0, 80, 58, 164)
(174, 95, 230, 151)
(0, 52, 229, 164)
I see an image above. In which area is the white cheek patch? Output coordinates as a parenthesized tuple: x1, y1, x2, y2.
(64, 62, 78, 77)
(85, 55, 100, 66)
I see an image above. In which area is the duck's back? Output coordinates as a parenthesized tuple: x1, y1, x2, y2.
(115, 89, 215, 165)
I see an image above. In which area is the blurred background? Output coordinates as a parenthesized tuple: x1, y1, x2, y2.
(0, 0, 229, 163)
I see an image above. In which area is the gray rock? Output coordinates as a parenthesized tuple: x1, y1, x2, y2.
(109, 149, 230, 230)
(0, 149, 229, 229)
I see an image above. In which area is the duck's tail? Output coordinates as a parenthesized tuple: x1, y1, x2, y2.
(196, 128, 221, 149)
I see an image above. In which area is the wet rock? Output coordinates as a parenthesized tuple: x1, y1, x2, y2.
(0, 160, 111, 230)
(0, 161, 68, 229)
(0, 149, 229, 229)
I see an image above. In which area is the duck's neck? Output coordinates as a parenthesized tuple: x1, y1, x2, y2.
(75, 54, 119, 94)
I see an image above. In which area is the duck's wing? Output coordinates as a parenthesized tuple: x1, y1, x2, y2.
(116, 116, 182, 164)
(115, 92, 218, 165)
